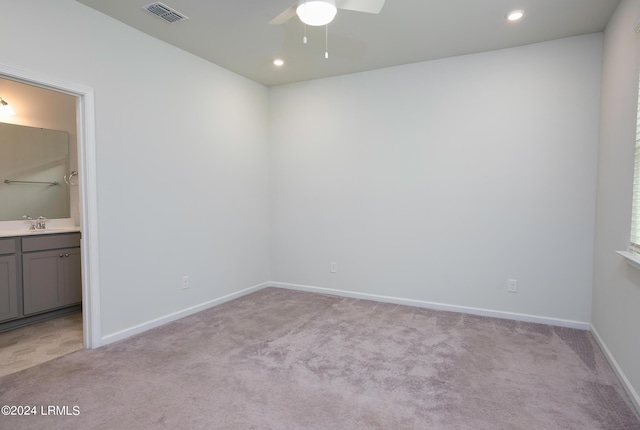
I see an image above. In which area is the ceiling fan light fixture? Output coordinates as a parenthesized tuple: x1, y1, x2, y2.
(296, 0, 337, 26)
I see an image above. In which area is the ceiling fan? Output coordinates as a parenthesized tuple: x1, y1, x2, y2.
(270, 0, 386, 26)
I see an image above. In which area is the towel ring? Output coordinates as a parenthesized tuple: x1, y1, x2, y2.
(64, 171, 79, 186)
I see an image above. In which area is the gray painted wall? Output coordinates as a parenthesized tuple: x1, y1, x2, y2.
(0, 0, 270, 336)
(270, 34, 602, 325)
(593, 0, 640, 407)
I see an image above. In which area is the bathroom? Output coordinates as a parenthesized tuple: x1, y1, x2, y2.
(0, 76, 83, 375)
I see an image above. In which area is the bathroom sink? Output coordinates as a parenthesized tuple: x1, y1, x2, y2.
(0, 225, 80, 238)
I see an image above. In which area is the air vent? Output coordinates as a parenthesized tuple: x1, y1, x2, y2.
(142, 2, 189, 23)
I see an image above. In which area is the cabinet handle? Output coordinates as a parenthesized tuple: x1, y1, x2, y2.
(59, 254, 64, 258)
(65, 254, 69, 257)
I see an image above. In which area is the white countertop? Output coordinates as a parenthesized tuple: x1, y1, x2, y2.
(0, 219, 81, 238)
(0, 226, 81, 238)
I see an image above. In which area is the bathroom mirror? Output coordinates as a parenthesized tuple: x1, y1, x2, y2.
(0, 122, 70, 221)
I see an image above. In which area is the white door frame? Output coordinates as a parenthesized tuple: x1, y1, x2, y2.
(0, 64, 101, 349)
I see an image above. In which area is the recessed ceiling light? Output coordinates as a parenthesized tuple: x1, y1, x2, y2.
(273, 59, 285, 66)
(506, 10, 524, 22)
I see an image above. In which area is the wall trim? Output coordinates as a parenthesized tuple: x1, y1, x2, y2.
(101, 279, 594, 347)
(100, 282, 270, 346)
(268, 281, 591, 330)
(591, 325, 640, 415)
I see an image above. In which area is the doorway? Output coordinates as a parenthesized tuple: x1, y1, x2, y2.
(0, 64, 100, 353)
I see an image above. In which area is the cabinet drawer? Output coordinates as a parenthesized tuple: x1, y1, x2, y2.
(22, 233, 81, 252)
(0, 238, 16, 255)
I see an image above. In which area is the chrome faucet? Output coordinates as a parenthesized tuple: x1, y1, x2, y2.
(23, 215, 36, 230)
(36, 216, 47, 230)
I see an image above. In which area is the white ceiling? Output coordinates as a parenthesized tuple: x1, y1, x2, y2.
(74, 0, 620, 87)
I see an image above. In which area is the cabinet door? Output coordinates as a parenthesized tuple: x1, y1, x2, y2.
(63, 248, 82, 305)
(0, 255, 18, 322)
(23, 249, 65, 315)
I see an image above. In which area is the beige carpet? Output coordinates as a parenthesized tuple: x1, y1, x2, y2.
(0, 312, 83, 377)
(0, 288, 639, 429)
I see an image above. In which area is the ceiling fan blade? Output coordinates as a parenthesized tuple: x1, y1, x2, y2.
(335, 0, 385, 14)
(269, 4, 297, 25)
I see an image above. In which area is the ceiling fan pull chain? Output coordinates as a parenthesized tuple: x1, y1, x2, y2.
(325, 24, 329, 58)
(304, 23, 307, 44)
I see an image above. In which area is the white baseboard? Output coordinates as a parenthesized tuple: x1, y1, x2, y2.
(100, 279, 590, 345)
(100, 282, 269, 346)
(98, 280, 638, 416)
(268, 281, 591, 330)
(591, 325, 640, 415)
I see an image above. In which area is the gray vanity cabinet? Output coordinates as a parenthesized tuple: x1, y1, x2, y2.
(0, 238, 18, 323)
(62, 248, 82, 305)
(22, 233, 81, 316)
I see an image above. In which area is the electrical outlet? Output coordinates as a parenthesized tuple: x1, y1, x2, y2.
(330, 262, 337, 273)
(507, 279, 517, 293)
(182, 275, 189, 289)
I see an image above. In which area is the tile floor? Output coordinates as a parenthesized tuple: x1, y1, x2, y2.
(0, 312, 83, 377)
